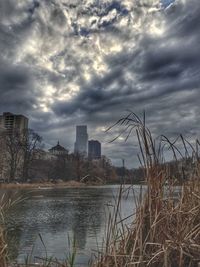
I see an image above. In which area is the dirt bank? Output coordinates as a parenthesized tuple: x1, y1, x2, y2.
(0, 180, 86, 190)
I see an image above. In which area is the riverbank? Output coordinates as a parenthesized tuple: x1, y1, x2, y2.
(0, 181, 141, 190)
(0, 180, 86, 190)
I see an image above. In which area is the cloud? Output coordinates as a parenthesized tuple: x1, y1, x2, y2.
(0, 0, 200, 167)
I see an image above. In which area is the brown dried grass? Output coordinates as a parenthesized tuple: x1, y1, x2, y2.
(0, 227, 7, 267)
(93, 112, 200, 267)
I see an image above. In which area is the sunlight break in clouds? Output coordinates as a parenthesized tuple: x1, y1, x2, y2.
(0, 0, 200, 167)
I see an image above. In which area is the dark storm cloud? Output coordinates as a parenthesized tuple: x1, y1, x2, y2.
(0, 0, 200, 167)
(0, 58, 38, 113)
(50, 0, 200, 167)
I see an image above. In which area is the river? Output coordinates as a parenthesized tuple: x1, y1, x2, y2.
(2, 185, 141, 266)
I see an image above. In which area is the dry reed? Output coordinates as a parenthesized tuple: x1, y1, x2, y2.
(93, 112, 200, 267)
(0, 194, 21, 267)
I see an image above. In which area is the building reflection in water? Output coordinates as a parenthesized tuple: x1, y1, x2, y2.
(4, 186, 118, 265)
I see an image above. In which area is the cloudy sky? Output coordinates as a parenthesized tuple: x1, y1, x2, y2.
(0, 0, 199, 167)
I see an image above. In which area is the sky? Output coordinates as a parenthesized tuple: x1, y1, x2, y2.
(0, 0, 199, 168)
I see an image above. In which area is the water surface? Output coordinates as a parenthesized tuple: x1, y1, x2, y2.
(3, 185, 139, 266)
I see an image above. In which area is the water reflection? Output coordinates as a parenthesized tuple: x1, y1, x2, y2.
(3, 185, 136, 266)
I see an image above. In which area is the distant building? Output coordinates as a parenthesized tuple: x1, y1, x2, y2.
(88, 140, 101, 160)
(49, 141, 68, 156)
(0, 112, 29, 180)
(0, 125, 6, 134)
(33, 149, 57, 161)
(0, 112, 28, 135)
(74, 125, 88, 155)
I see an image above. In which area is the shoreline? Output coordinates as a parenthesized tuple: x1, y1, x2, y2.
(0, 181, 182, 190)
(0, 180, 88, 190)
(0, 181, 145, 190)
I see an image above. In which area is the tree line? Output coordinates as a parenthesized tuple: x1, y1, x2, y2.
(0, 128, 159, 184)
(0, 129, 42, 182)
(0, 128, 119, 183)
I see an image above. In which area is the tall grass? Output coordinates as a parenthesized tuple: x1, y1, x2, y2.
(0, 224, 7, 267)
(0, 194, 21, 267)
(93, 112, 200, 267)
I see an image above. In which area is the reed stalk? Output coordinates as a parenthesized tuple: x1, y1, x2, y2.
(93, 112, 200, 267)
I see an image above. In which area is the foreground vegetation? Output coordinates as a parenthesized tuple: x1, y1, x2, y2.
(93, 113, 200, 267)
(0, 113, 200, 266)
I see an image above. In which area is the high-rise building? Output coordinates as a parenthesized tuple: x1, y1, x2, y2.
(0, 112, 28, 135)
(88, 140, 101, 160)
(74, 125, 88, 155)
(0, 113, 29, 180)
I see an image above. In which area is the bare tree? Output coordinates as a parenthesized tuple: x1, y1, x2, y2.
(0, 128, 43, 182)
(5, 129, 24, 182)
(0, 129, 7, 180)
(21, 129, 43, 182)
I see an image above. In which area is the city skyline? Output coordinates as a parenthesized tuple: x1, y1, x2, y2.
(0, 111, 103, 161)
(0, 0, 200, 167)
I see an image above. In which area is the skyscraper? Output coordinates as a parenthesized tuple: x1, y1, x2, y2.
(0, 112, 29, 180)
(88, 140, 101, 160)
(74, 125, 88, 155)
(0, 112, 28, 135)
